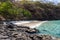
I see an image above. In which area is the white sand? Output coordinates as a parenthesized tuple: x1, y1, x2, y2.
(27, 21, 47, 28)
(14, 21, 47, 28)
(13, 21, 31, 25)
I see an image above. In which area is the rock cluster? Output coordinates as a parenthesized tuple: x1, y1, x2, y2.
(0, 24, 58, 40)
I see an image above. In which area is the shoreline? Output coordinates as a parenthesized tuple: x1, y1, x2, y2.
(13, 21, 47, 28)
(2, 21, 60, 40)
(27, 21, 47, 28)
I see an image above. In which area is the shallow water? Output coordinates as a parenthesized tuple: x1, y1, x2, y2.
(36, 20, 60, 38)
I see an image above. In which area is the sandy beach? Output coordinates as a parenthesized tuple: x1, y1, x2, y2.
(14, 21, 47, 28)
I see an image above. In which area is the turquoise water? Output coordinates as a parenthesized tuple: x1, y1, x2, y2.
(36, 20, 60, 38)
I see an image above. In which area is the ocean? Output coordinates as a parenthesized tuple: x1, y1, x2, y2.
(36, 20, 60, 38)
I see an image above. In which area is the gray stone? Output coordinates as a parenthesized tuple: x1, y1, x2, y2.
(0, 35, 8, 39)
(0, 24, 59, 40)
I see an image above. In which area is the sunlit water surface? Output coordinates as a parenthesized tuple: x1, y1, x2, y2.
(36, 20, 60, 38)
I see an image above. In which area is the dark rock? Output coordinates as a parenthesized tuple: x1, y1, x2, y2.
(6, 23, 15, 29)
(0, 24, 57, 40)
(25, 28, 39, 34)
(7, 25, 14, 29)
(17, 26, 30, 29)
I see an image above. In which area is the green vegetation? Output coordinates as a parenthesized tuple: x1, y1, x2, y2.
(0, 1, 32, 20)
(0, 1, 60, 20)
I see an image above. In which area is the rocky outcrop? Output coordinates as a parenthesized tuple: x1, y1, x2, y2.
(0, 24, 59, 40)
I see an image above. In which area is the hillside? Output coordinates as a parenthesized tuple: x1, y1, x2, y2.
(0, 1, 60, 21)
